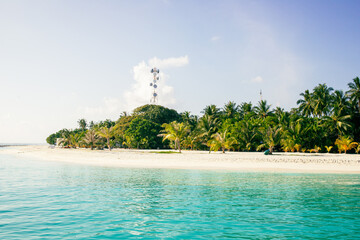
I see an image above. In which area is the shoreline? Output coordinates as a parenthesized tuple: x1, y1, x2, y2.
(1, 145, 360, 174)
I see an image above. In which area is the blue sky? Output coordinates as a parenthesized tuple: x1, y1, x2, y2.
(0, 0, 359, 143)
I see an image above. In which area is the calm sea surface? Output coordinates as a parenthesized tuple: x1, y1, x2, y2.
(0, 152, 360, 239)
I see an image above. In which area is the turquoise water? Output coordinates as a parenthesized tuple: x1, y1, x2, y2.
(1, 153, 360, 239)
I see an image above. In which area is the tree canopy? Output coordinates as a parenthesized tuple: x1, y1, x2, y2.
(47, 78, 360, 154)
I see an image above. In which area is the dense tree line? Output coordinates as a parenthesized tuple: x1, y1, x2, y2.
(47, 77, 360, 154)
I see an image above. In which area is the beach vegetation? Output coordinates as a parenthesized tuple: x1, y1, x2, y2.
(207, 130, 237, 153)
(256, 125, 282, 153)
(78, 119, 87, 131)
(347, 77, 360, 112)
(82, 130, 99, 150)
(325, 146, 333, 153)
(96, 126, 115, 151)
(309, 146, 321, 153)
(149, 151, 180, 154)
(158, 121, 190, 153)
(355, 145, 360, 154)
(46, 77, 360, 154)
(335, 136, 358, 154)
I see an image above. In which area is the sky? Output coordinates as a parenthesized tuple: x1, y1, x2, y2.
(0, 0, 359, 143)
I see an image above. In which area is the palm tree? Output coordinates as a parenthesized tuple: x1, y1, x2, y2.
(332, 90, 350, 116)
(335, 136, 358, 154)
(232, 119, 260, 151)
(355, 145, 360, 154)
(58, 129, 71, 148)
(223, 101, 239, 119)
(78, 119, 87, 131)
(272, 107, 291, 127)
(122, 135, 136, 149)
(70, 132, 84, 148)
(281, 118, 306, 148)
(297, 90, 313, 117)
(120, 111, 128, 117)
(239, 102, 254, 117)
(183, 128, 201, 150)
(257, 125, 282, 153)
(309, 145, 321, 153)
(202, 104, 221, 119)
(97, 126, 114, 151)
(82, 129, 99, 150)
(89, 121, 95, 129)
(274, 107, 284, 115)
(347, 77, 360, 112)
(281, 138, 296, 152)
(254, 100, 273, 118)
(181, 111, 198, 131)
(325, 146, 333, 153)
(198, 115, 219, 148)
(312, 83, 334, 117)
(323, 114, 351, 137)
(207, 130, 237, 153)
(158, 121, 190, 153)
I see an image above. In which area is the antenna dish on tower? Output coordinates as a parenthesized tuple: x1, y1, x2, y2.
(150, 68, 160, 103)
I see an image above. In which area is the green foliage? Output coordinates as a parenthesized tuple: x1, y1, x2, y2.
(256, 125, 282, 153)
(335, 136, 358, 154)
(46, 76, 360, 154)
(125, 117, 162, 149)
(254, 100, 273, 118)
(347, 77, 360, 112)
(207, 130, 237, 153)
(158, 121, 190, 152)
(132, 104, 181, 125)
(78, 119, 87, 131)
(150, 151, 180, 154)
(81, 130, 100, 150)
(325, 146, 333, 153)
(96, 126, 115, 150)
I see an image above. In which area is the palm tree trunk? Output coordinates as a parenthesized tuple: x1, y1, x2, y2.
(107, 138, 111, 151)
(176, 139, 181, 153)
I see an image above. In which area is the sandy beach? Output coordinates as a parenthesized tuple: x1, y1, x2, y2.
(1, 145, 359, 173)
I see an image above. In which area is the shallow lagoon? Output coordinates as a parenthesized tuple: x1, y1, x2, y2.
(1, 153, 359, 239)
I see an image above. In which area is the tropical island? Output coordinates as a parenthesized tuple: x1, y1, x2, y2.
(46, 78, 360, 155)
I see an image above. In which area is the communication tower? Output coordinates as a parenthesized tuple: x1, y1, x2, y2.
(150, 67, 160, 103)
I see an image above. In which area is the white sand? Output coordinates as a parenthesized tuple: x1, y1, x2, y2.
(1, 145, 360, 173)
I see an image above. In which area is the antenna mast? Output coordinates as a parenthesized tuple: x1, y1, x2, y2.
(150, 68, 159, 103)
(260, 89, 263, 101)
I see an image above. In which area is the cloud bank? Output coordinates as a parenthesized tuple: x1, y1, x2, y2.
(124, 56, 188, 111)
(81, 55, 189, 119)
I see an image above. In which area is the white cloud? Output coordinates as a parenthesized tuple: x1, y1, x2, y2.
(81, 56, 189, 118)
(124, 56, 188, 111)
(251, 76, 263, 83)
(211, 36, 221, 42)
